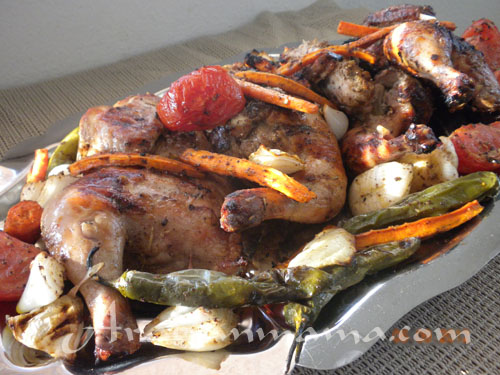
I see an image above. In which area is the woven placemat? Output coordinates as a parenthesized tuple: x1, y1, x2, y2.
(0, 1, 498, 374)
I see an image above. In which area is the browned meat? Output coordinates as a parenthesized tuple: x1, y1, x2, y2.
(78, 94, 164, 158)
(208, 101, 347, 231)
(342, 124, 437, 174)
(354, 68, 433, 133)
(42, 167, 242, 359)
(384, 21, 475, 111)
(363, 4, 435, 27)
(451, 34, 500, 112)
(340, 68, 435, 174)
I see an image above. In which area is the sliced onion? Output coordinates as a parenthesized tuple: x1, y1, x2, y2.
(2, 326, 54, 368)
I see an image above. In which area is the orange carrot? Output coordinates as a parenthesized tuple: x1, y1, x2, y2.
(235, 71, 336, 108)
(337, 21, 380, 37)
(180, 149, 316, 203)
(26, 149, 49, 183)
(277, 46, 376, 76)
(236, 79, 319, 114)
(69, 153, 204, 178)
(338, 20, 456, 39)
(4, 201, 43, 244)
(355, 200, 483, 249)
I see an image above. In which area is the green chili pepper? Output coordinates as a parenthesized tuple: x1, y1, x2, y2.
(47, 127, 79, 173)
(282, 238, 421, 370)
(341, 172, 499, 234)
(283, 238, 421, 329)
(101, 267, 332, 308)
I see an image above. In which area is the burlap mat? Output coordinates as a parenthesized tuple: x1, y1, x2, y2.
(0, 1, 498, 373)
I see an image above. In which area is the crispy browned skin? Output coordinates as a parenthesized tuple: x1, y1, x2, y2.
(384, 21, 474, 111)
(42, 168, 242, 358)
(340, 67, 435, 174)
(363, 4, 435, 27)
(208, 101, 347, 232)
(78, 94, 164, 158)
(342, 124, 438, 175)
(451, 34, 500, 112)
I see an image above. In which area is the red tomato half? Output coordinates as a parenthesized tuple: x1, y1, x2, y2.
(157, 66, 246, 132)
(0, 231, 41, 301)
(450, 122, 500, 174)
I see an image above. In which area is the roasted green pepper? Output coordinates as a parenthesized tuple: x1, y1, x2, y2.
(47, 127, 79, 173)
(282, 238, 421, 369)
(283, 238, 421, 329)
(342, 172, 499, 234)
(101, 267, 332, 308)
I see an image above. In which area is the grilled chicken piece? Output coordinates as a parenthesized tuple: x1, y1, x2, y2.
(208, 101, 347, 232)
(384, 21, 474, 111)
(281, 41, 375, 114)
(342, 124, 437, 175)
(353, 68, 433, 133)
(341, 68, 436, 174)
(42, 168, 242, 359)
(451, 34, 500, 112)
(363, 4, 435, 27)
(78, 94, 164, 158)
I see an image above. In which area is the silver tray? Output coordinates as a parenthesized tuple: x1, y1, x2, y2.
(1, 47, 499, 374)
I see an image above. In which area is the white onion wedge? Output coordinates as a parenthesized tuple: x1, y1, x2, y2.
(16, 252, 66, 314)
(21, 174, 77, 208)
(349, 161, 414, 215)
(7, 295, 84, 360)
(144, 306, 238, 352)
(399, 136, 459, 192)
(323, 105, 349, 140)
(248, 145, 305, 174)
(288, 226, 356, 268)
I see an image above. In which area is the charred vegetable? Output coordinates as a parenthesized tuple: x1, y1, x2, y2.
(342, 172, 499, 234)
(7, 295, 84, 361)
(143, 306, 239, 351)
(96, 266, 332, 308)
(47, 127, 79, 173)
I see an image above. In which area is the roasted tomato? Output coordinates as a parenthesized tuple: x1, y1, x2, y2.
(450, 122, 500, 174)
(0, 231, 41, 301)
(462, 19, 500, 83)
(157, 66, 246, 132)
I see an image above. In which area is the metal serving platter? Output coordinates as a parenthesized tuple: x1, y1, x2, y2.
(0, 47, 499, 375)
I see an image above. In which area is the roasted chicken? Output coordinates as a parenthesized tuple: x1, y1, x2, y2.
(42, 167, 242, 359)
(208, 100, 347, 231)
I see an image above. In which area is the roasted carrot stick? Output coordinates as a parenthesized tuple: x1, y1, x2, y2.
(235, 71, 336, 108)
(180, 149, 316, 203)
(337, 20, 456, 39)
(69, 153, 204, 178)
(277, 46, 376, 76)
(337, 21, 381, 37)
(355, 200, 483, 249)
(26, 149, 49, 183)
(236, 79, 319, 114)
